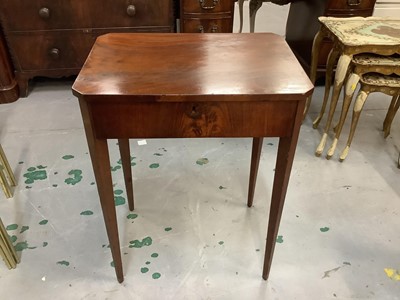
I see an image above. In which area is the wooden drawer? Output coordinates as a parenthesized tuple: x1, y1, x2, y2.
(0, 0, 173, 31)
(181, 18, 232, 33)
(89, 101, 298, 139)
(8, 28, 171, 71)
(182, 0, 232, 14)
(326, 0, 376, 10)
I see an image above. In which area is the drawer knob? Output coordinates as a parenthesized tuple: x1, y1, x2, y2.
(39, 7, 50, 19)
(127, 5, 136, 17)
(198, 25, 205, 33)
(49, 48, 60, 59)
(211, 25, 218, 33)
(199, 0, 219, 10)
(347, 0, 361, 6)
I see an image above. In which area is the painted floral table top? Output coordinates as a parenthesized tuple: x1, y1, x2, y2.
(319, 17, 400, 47)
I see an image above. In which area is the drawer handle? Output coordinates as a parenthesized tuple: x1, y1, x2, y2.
(38, 7, 50, 19)
(127, 5, 136, 17)
(347, 0, 361, 6)
(211, 25, 218, 33)
(49, 48, 60, 59)
(198, 25, 204, 33)
(199, 0, 219, 10)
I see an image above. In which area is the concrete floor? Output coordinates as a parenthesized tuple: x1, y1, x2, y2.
(1, 7, 400, 298)
(0, 72, 399, 299)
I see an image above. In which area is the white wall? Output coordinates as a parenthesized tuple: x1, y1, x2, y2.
(232, 1, 290, 35)
(374, 0, 400, 17)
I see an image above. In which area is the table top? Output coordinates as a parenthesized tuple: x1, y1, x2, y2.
(72, 33, 313, 102)
(319, 17, 400, 47)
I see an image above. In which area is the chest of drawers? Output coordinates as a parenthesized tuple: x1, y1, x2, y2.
(0, 0, 174, 97)
(180, 0, 235, 32)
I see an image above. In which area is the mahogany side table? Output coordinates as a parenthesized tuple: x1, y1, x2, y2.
(72, 33, 313, 283)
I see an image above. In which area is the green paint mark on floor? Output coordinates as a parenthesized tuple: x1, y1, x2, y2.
(6, 224, 18, 231)
(111, 165, 121, 172)
(152, 272, 161, 279)
(343, 262, 351, 266)
(117, 156, 136, 165)
(52, 184, 58, 187)
(149, 163, 159, 169)
(114, 189, 123, 195)
(65, 169, 83, 185)
(219, 186, 227, 190)
(145, 261, 151, 265)
(57, 260, 70, 266)
(114, 196, 126, 206)
(127, 213, 138, 220)
(43, 242, 48, 247)
(267, 143, 274, 146)
(276, 235, 284, 243)
(23, 166, 47, 184)
(26, 186, 32, 189)
(196, 158, 209, 165)
(39, 220, 48, 225)
(114, 190, 125, 206)
(62, 155, 74, 160)
(151, 253, 159, 258)
(18, 161, 24, 164)
(15, 241, 36, 251)
(141, 267, 149, 273)
(131, 162, 136, 166)
(9, 235, 17, 243)
(80, 210, 94, 216)
(320, 227, 330, 232)
(90, 182, 95, 185)
(129, 237, 152, 248)
(20, 226, 29, 234)
(111, 261, 115, 268)
(153, 153, 163, 156)
(218, 241, 224, 245)
(256, 249, 260, 252)
(164, 227, 172, 232)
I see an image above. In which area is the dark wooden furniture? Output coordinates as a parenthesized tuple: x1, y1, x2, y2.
(180, 0, 235, 32)
(72, 33, 313, 283)
(0, 0, 175, 97)
(285, 0, 376, 77)
(0, 26, 18, 104)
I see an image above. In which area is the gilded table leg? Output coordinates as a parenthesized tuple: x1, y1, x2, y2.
(0, 218, 19, 269)
(339, 88, 369, 162)
(304, 30, 324, 117)
(0, 167, 12, 199)
(0, 144, 17, 186)
(249, 0, 263, 33)
(316, 54, 352, 157)
(118, 139, 134, 211)
(0, 144, 15, 199)
(326, 72, 360, 159)
(312, 47, 340, 129)
(383, 95, 400, 138)
(247, 137, 263, 208)
(262, 102, 304, 280)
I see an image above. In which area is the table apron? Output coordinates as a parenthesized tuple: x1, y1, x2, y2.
(88, 101, 300, 139)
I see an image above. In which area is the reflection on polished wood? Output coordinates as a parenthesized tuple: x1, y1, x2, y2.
(73, 33, 313, 283)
